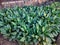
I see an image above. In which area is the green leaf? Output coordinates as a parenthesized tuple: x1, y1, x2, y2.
(0, 28, 6, 34)
(0, 21, 4, 27)
(36, 23, 39, 33)
(11, 32, 17, 35)
(42, 27, 45, 32)
(20, 37, 25, 42)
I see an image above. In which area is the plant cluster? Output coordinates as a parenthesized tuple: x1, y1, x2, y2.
(0, 4, 60, 45)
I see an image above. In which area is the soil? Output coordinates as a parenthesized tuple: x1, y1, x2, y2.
(56, 34, 60, 45)
(0, 34, 18, 45)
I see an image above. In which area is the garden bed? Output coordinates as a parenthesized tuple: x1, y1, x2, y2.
(0, 0, 60, 45)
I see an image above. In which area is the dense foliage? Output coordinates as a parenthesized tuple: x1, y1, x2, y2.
(0, 3, 60, 45)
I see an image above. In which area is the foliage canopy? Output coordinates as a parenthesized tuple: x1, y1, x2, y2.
(0, 3, 60, 45)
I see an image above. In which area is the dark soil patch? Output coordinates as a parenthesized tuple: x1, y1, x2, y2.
(0, 34, 18, 45)
(56, 34, 60, 45)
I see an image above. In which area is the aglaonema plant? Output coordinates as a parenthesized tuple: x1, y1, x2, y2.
(0, 3, 60, 45)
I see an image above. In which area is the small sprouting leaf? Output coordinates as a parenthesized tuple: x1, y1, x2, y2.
(42, 27, 45, 32)
(20, 37, 25, 42)
(36, 23, 39, 33)
(0, 21, 4, 27)
(0, 28, 6, 34)
(11, 32, 17, 35)
(31, 34, 35, 37)
(44, 12, 47, 17)
(38, 20, 42, 26)
(11, 22, 16, 25)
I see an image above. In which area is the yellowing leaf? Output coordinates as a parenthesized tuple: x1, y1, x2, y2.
(44, 12, 46, 17)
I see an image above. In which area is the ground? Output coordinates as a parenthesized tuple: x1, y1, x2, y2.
(56, 34, 60, 45)
(0, 35, 18, 45)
